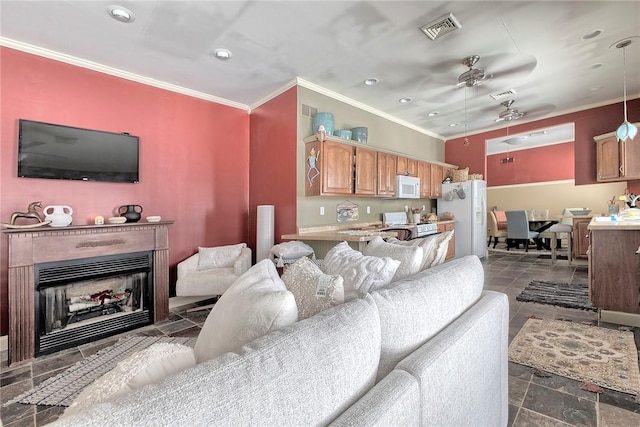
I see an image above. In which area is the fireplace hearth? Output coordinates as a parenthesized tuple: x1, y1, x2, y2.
(4, 221, 173, 366)
(35, 252, 153, 356)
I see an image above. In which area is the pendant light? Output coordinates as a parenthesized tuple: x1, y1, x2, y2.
(614, 39, 637, 141)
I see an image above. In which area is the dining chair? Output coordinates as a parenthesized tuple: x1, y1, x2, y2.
(505, 210, 539, 252)
(487, 211, 507, 248)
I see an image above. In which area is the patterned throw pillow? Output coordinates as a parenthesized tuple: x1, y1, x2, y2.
(323, 242, 400, 301)
(362, 236, 424, 281)
(386, 235, 439, 270)
(196, 243, 246, 270)
(281, 257, 344, 319)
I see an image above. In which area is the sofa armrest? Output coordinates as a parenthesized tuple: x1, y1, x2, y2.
(177, 253, 199, 279)
(233, 248, 252, 276)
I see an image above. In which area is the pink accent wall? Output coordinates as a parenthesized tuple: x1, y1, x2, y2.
(445, 99, 640, 188)
(249, 87, 298, 259)
(0, 47, 250, 335)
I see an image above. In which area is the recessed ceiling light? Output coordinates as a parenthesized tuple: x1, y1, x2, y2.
(213, 48, 232, 60)
(586, 63, 602, 71)
(399, 97, 413, 104)
(448, 123, 459, 127)
(107, 5, 135, 23)
(582, 29, 603, 40)
(363, 78, 378, 86)
(427, 111, 439, 117)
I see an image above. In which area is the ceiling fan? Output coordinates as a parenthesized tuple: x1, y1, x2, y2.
(494, 100, 525, 122)
(457, 55, 492, 87)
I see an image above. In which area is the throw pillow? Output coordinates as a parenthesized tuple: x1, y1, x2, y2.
(193, 259, 298, 364)
(322, 241, 400, 301)
(196, 243, 246, 270)
(493, 210, 508, 229)
(386, 235, 439, 271)
(281, 257, 344, 319)
(270, 241, 315, 267)
(63, 343, 195, 418)
(430, 230, 454, 268)
(362, 236, 423, 281)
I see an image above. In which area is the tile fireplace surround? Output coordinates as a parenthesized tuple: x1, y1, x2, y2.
(3, 221, 173, 366)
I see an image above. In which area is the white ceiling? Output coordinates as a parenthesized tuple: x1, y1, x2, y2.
(1, 1, 639, 140)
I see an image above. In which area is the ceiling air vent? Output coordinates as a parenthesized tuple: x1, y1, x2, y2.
(490, 89, 518, 100)
(419, 13, 461, 41)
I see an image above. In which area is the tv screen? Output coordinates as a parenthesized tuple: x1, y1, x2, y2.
(18, 119, 139, 183)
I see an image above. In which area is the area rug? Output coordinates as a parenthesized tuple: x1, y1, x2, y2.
(516, 280, 596, 311)
(509, 318, 640, 396)
(6, 335, 195, 407)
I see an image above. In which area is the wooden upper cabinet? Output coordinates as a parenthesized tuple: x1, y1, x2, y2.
(377, 152, 397, 197)
(430, 164, 443, 199)
(397, 156, 418, 177)
(418, 161, 431, 198)
(594, 130, 640, 182)
(354, 147, 377, 195)
(305, 140, 353, 196)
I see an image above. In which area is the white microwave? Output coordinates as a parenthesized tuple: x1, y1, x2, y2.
(394, 175, 420, 199)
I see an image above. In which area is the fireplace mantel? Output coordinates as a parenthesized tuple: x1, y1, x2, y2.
(3, 221, 174, 365)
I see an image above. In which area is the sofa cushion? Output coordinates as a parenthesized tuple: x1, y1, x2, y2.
(53, 297, 382, 427)
(63, 343, 195, 418)
(281, 257, 344, 319)
(371, 255, 484, 381)
(196, 243, 246, 270)
(362, 236, 423, 281)
(193, 259, 298, 363)
(323, 241, 400, 301)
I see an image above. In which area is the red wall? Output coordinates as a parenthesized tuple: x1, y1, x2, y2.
(248, 87, 298, 258)
(445, 99, 640, 188)
(0, 47, 250, 335)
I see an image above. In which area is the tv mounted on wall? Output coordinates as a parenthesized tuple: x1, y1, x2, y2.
(18, 119, 140, 183)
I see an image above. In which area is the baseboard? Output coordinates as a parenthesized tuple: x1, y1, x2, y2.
(1, 334, 7, 352)
(599, 310, 640, 328)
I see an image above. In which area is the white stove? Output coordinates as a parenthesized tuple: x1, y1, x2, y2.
(382, 212, 438, 239)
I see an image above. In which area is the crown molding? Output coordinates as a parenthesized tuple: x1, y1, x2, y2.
(0, 37, 250, 112)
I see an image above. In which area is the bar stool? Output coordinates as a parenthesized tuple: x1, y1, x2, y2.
(548, 223, 572, 264)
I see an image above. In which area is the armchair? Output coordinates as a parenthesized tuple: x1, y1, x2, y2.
(176, 243, 252, 307)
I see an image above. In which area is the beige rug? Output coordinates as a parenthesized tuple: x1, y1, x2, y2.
(509, 318, 640, 396)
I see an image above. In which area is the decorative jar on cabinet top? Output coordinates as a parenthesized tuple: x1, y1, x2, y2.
(118, 204, 143, 223)
(44, 205, 73, 227)
(312, 112, 334, 135)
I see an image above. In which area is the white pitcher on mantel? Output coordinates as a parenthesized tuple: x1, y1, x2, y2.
(44, 205, 73, 227)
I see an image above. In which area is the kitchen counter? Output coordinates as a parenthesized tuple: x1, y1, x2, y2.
(587, 217, 640, 230)
(281, 222, 398, 243)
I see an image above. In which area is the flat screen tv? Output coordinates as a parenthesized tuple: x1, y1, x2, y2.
(18, 119, 139, 183)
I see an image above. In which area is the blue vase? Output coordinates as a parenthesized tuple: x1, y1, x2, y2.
(312, 112, 334, 135)
(351, 127, 368, 143)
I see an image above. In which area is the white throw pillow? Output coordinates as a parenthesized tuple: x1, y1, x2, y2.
(281, 257, 344, 319)
(270, 241, 314, 261)
(430, 230, 454, 267)
(193, 259, 298, 363)
(323, 241, 400, 301)
(63, 343, 195, 418)
(196, 243, 246, 270)
(386, 235, 438, 270)
(362, 236, 423, 281)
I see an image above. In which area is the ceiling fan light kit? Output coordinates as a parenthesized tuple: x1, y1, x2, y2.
(457, 55, 492, 87)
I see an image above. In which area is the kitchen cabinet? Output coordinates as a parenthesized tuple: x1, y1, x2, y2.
(430, 164, 443, 199)
(377, 152, 397, 197)
(354, 147, 377, 195)
(594, 130, 640, 182)
(588, 222, 640, 314)
(437, 221, 455, 260)
(305, 139, 353, 196)
(418, 161, 431, 198)
(572, 216, 591, 259)
(397, 156, 418, 177)
(442, 167, 453, 183)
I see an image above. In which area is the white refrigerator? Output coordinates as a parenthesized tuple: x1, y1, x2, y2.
(437, 180, 487, 259)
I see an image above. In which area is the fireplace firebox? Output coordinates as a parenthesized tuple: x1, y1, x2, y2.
(35, 252, 154, 356)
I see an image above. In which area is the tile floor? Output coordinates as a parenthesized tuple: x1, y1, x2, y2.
(1, 251, 639, 426)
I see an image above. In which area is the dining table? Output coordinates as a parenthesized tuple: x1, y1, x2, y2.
(528, 218, 559, 250)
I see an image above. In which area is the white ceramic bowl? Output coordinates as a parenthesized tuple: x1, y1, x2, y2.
(108, 216, 127, 224)
(146, 216, 162, 223)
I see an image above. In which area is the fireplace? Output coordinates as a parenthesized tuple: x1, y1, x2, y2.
(4, 221, 173, 366)
(35, 252, 154, 356)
